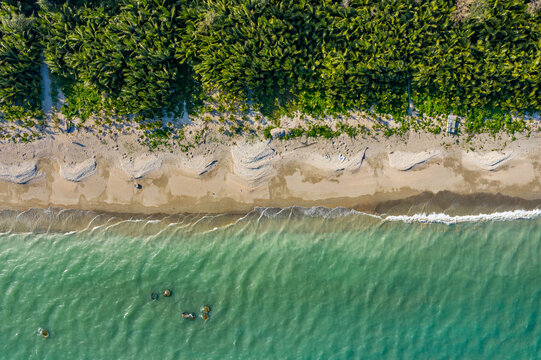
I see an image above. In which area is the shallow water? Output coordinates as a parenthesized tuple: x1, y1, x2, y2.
(0, 208, 540, 359)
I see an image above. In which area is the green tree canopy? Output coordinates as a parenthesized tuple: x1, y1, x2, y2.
(0, 2, 42, 109)
(40, 0, 199, 115)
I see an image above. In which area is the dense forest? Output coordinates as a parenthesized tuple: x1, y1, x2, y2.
(0, 0, 540, 138)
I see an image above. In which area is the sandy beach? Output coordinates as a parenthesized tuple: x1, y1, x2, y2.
(0, 120, 539, 216)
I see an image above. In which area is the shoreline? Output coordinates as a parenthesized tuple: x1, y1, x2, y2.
(0, 202, 539, 235)
(0, 127, 539, 216)
(1, 190, 540, 216)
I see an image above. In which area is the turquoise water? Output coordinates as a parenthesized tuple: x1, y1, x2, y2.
(0, 208, 540, 359)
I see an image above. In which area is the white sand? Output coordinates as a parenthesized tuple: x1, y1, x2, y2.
(462, 151, 513, 171)
(231, 141, 276, 186)
(120, 155, 162, 179)
(60, 158, 97, 182)
(180, 155, 218, 176)
(304, 147, 367, 172)
(388, 150, 441, 171)
(0, 161, 40, 184)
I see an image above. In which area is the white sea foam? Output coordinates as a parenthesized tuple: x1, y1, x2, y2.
(249, 206, 540, 224)
(383, 209, 541, 224)
(0, 206, 539, 234)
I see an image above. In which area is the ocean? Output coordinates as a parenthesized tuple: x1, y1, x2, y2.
(0, 207, 539, 359)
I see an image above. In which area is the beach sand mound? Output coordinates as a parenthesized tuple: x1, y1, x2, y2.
(0, 161, 40, 184)
(231, 141, 276, 186)
(388, 150, 440, 171)
(306, 147, 367, 172)
(60, 158, 97, 182)
(462, 151, 513, 171)
(121, 155, 162, 179)
(181, 155, 218, 176)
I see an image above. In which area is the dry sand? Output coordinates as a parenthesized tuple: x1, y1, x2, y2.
(0, 126, 539, 214)
(60, 158, 97, 182)
(231, 141, 277, 186)
(0, 161, 40, 184)
(388, 150, 441, 171)
(120, 154, 162, 179)
(462, 151, 512, 171)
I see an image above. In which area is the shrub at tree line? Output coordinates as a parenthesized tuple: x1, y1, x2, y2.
(0, 0, 539, 133)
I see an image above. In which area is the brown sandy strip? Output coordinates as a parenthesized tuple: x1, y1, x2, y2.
(0, 129, 539, 215)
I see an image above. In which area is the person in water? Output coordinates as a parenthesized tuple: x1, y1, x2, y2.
(38, 328, 49, 338)
(182, 312, 195, 320)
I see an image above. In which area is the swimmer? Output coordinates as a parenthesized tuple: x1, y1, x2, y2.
(150, 292, 158, 300)
(200, 313, 209, 321)
(162, 289, 171, 297)
(201, 305, 211, 314)
(182, 312, 195, 320)
(38, 328, 49, 338)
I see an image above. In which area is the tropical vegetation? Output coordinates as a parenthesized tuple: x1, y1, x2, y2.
(0, 0, 539, 142)
(0, 3, 42, 110)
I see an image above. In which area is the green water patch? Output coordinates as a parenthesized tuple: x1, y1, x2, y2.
(0, 216, 539, 359)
